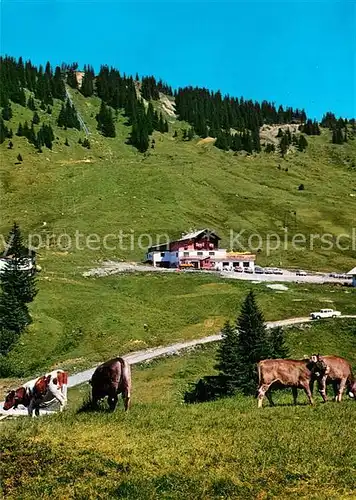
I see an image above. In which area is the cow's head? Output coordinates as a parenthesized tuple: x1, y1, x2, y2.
(3, 387, 27, 410)
(308, 354, 328, 378)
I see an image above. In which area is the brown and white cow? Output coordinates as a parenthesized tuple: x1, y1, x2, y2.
(89, 357, 131, 411)
(311, 355, 356, 402)
(257, 358, 327, 408)
(3, 370, 68, 416)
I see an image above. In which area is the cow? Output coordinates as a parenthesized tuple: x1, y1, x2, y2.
(3, 370, 68, 417)
(311, 354, 356, 402)
(89, 357, 131, 411)
(257, 358, 327, 408)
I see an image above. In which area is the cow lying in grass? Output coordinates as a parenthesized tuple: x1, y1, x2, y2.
(257, 358, 327, 408)
(3, 370, 68, 417)
(311, 354, 356, 402)
(89, 357, 131, 411)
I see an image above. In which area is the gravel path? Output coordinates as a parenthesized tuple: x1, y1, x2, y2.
(2, 315, 355, 417)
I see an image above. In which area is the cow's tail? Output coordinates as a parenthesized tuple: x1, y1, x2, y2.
(118, 357, 131, 410)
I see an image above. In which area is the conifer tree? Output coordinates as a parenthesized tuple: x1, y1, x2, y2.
(0, 118, 9, 143)
(32, 111, 40, 125)
(2, 103, 12, 121)
(216, 291, 270, 395)
(298, 134, 308, 151)
(27, 96, 36, 111)
(0, 224, 37, 341)
(17, 154, 23, 162)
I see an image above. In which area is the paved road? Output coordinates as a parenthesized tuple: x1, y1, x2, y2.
(2, 315, 355, 417)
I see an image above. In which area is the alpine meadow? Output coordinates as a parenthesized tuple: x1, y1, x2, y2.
(0, 51, 355, 500)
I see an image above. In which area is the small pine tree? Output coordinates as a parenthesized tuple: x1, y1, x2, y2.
(32, 111, 40, 125)
(8, 140, 13, 149)
(16, 123, 23, 137)
(216, 291, 270, 395)
(17, 153, 23, 162)
(27, 96, 36, 111)
(298, 134, 308, 151)
(2, 103, 12, 121)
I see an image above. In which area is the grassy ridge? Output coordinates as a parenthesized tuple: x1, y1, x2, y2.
(2, 274, 356, 379)
(1, 90, 356, 272)
(1, 319, 355, 499)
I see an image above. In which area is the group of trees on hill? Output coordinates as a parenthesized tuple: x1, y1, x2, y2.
(16, 120, 54, 150)
(321, 112, 354, 145)
(300, 119, 321, 135)
(0, 224, 37, 374)
(278, 128, 308, 156)
(174, 87, 308, 153)
(1, 55, 355, 155)
(57, 99, 80, 130)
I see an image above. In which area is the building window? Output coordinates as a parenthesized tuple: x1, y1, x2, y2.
(161, 252, 165, 257)
(184, 252, 189, 256)
(243, 262, 250, 268)
(209, 251, 215, 256)
(197, 251, 203, 256)
(223, 262, 229, 266)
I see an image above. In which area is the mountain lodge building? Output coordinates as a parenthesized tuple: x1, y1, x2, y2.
(146, 229, 256, 271)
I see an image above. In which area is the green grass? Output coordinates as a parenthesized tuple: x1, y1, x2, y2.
(1, 90, 356, 274)
(2, 273, 355, 380)
(1, 319, 355, 499)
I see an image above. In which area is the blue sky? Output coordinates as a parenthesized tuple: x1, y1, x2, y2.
(0, 0, 354, 119)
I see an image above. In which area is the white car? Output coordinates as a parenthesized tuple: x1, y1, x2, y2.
(310, 309, 341, 320)
(296, 270, 307, 276)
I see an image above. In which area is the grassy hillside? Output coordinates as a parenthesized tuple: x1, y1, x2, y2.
(1, 319, 355, 499)
(1, 89, 356, 274)
(1, 273, 355, 380)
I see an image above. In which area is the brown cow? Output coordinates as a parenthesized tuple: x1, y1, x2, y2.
(311, 355, 356, 402)
(89, 357, 131, 411)
(257, 358, 327, 408)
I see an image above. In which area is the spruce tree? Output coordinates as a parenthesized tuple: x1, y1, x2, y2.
(0, 118, 8, 143)
(216, 291, 270, 395)
(298, 134, 308, 151)
(27, 96, 36, 111)
(17, 153, 23, 162)
(2, 103, 12, 121)
(1, 223, 37, 306)
(32, 111, 40, 125)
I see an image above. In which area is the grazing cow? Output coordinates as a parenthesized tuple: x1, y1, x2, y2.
(311, 354, 356, 402)
(3, 370, 68, 416)
(89, 357, 131, 411)
(257, 358, 327, 408)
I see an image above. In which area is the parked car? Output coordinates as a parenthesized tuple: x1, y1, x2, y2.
(296, 270, 307, 276)
(310, 308, 341, 320)
(272, 268, 283, 275)
(234, 266, 243, 273)
(264, 268, 274, 274)
(254, 266, 264, 274)
(244, 268, 254, 274)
